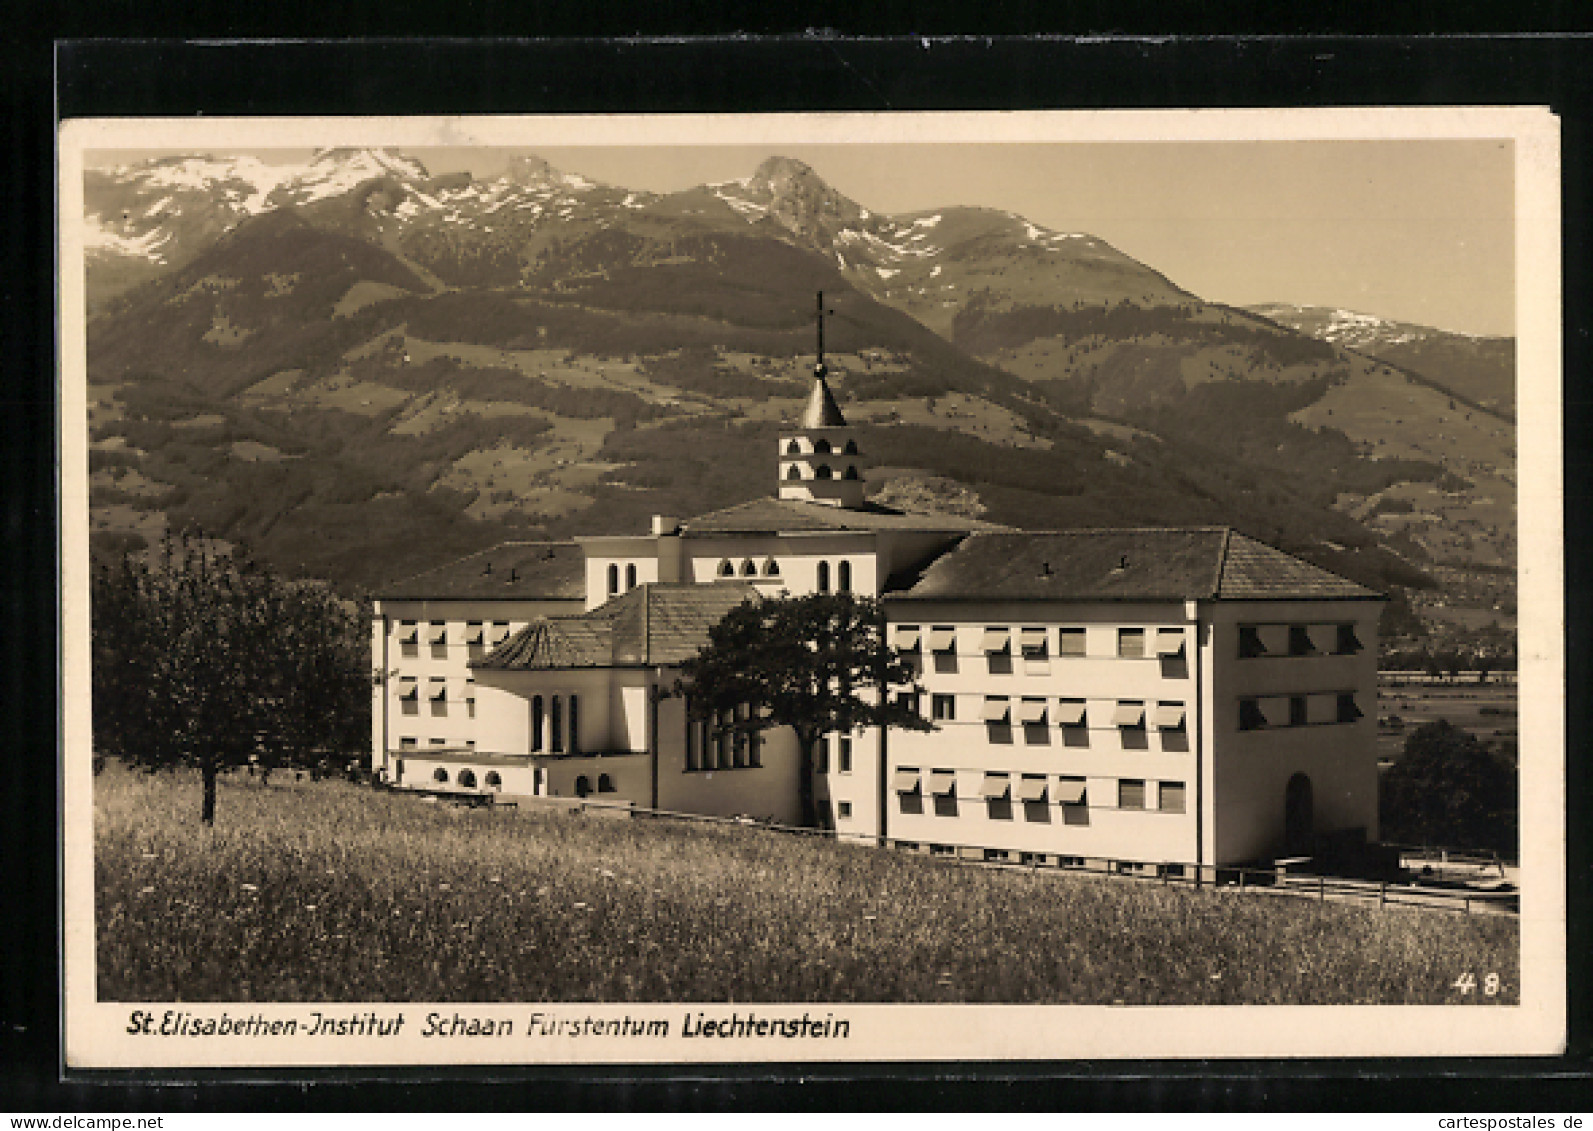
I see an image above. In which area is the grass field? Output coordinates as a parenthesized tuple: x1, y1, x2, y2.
(96, 763, 1519, 1005)
(1376, 678, 1518, 766)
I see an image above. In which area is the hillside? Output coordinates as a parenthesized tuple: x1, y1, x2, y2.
(82, 149, 1513, 633)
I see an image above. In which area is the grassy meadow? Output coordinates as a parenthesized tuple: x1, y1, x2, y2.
(96, 763, 1520, 1005)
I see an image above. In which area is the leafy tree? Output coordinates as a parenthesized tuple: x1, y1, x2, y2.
(1380, 719, 1517, 856)
(92, 532, 370, 825)
(677, 593, 933, 828)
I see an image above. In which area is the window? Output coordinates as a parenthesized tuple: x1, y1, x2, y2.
(1307, 623, 1339, 654)
(597, 773, 615, 793)
(1118, 779, 1146, 809)
(981, 696, 1012, 723)
(458, 768, 478, 788)
(433, 767, 449, 783)
(398, 677, 419, 700)
(1238, 625, 1266, 658)
(786, 464, 803, 481)
(837, 735, 853, 773)
(427, 621, 448, 650)
(931, 694, 956, 722)
(815, 464, 833, 480)
(1155, 628, 1186, 658)
(1017, 697, 1048, 725)
(748, 725, 763, 768)
(431, 738, 447, 746)
(568, 695, 580, 755)
(399, 736, 417, 750)
(574, 775, 591, 798)
(1238, 698, 1267, 731)
(843, 465, 860, 480)
(1059, 627, 1086, 657)
(465, 621, 485, 649)
(928, 769, 957, 796)
(816, 561, 830, 592)
(607, 563, 619, 595)
(1055, 777, 1087, 806)
(982, 626, 1012, 654)
(815, 738, 829, 774)
(981, 773, 1012, 800)
(551, 696, 564, 754)
(786, 439, 802, 455)
(429, 678, 447, 716)
(1289, 695, 1308, 727)
(837, 560, 852, 592)
(626, 563, 638, 589)
(837, 801, 853, 820)
(763, 558, 780, 577)
(1337, 692, 1363, 723)
(1020, 627, 1048, 660)
(1117, 627, 1145, 658)
(531, 696, 544, 753)
(1017, 775, 1048, 803)
(485, 771, 502, 789)
(717, 559, 735, 578)
(466, 681, 477, 719)
(1112, 701, 1146, 729)
(893, 768, 922, 794)
(1335, 624, 1363, 654)
(1288, 624, 1315, 656)
(1056, 699, 1087, 728)
(929, 626, 957, 654)
(814, 438, 832, 454)
(740, 558, 756, 577)
(1153, 702, 1186, 730)
(1158, 782, 1187, 813)
(843, 439, 858, 455)
(894, 625, 922, 653)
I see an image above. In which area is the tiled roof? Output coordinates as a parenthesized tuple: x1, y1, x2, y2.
(377, 542, 586, 601)
(683, 496, 1005, 536)
(476, 583, 760, 670)
(886, 528, 1380, 602)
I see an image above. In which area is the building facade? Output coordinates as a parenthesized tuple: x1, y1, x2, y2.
(371, 366, 1384, 869)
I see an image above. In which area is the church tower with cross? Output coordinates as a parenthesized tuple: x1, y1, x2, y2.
(778, 291, 867, 508)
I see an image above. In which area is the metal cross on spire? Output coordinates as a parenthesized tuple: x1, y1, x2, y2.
(813, 290, 834, 376)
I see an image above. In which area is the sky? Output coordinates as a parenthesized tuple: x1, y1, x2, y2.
(89, 139, 1516, 337)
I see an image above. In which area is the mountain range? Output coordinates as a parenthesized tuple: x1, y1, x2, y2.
(82, 148, 1517, 646)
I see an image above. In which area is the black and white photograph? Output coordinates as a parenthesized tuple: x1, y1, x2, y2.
(57, 108, 1565, 1067)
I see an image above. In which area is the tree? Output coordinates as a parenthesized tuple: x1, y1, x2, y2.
(1379, 719, 1518, 856)
(677, 592, 933, 828)
(92, 532, 371, 825)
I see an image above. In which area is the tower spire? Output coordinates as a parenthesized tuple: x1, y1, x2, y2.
(813, 290, 833, 379)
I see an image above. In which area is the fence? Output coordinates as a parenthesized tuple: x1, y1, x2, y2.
(411, 787, 1519, 918)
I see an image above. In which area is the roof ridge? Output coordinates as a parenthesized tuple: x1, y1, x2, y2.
(383, 539, 578, 587)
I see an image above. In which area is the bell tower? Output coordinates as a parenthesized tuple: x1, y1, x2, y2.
(778, 291, 866, 508)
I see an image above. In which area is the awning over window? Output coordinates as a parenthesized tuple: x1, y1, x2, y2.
(980, 773, 1012, 800)
(1017, 698, 1048, 724)
(928, 769, 957, 796)
(1307, 693, 1339, 725)
(488, 623, 511, 645)
(1020, 627, 1048, 654)
(981, 697, 1012, 723)
(397, 622, 418, 643)
(425, 622, 447, 644)
(1338, 625, 1363, 654)
(397, 677, 419, 700)
(1153, 702, 1186, 729)
(1308, 624, 1338, 654)
(1155, 628, 1187, 657)
(1112, 701, 1146, 727)
(1055, 699, 1087, 727)
(981, 627, 1011, 653)
(465, 622, 484, 644)
(892, 768, 922, 793)
(428, 678, 447, 701)
(1016, 775, 1048, 802)
(928, 626, 957, 652)
(1054, 778, 1087, 805)
(1256, 697, 1288, 726)
(894, 626, 922, 650)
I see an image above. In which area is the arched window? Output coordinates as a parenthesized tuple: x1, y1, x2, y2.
(817, 561, 831, 593)
(574, 775, 592, 798)
(814, 464, 833, 480)
(485, 771, 502, 790)
(813, 438, 832, 454)
(838, 560, 852, 593)
(740, 558, 756, 577)
(458, 768, 478, 788)
(531, 695, 544, 753)
(568, 695, 580, 755)
(785, 464, 803, 481)
(843, 465, 860, 480)
(606, 563, 619, 595)
(597, 773, 615, 793)
(717, 559, 735, 578)
(786, 439, 802, 455)
(551, 695, 564, 754)
(842, 439, 858, 455)
(762, 558, 780, 577)
(625, 563, 637, 590)
(433, 767, 449, 784)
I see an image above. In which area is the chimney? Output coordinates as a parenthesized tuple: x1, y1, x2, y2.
(650, 515, 678, 536)
(509, 568, 519, 583)
(483, 561, 493, 575)
(656, 516, 684, 584)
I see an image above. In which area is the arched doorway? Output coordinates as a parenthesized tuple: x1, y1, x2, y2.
(1284, 773, 1314, 856)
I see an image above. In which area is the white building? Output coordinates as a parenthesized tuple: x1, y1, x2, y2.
(371, 362, 1384, 870)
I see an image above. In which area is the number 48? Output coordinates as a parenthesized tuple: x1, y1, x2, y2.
(1452, 972, 1502, 996)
